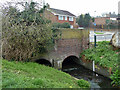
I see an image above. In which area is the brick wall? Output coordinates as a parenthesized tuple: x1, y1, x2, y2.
(54, 32, 89, 56)
(95, 17, 110, 25)
(55, 39, 82, 55)
(44, 9, 57, 23)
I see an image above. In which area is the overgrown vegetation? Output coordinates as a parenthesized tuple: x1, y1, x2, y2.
(105, 18, 118, 29)
(76, 13, 92, 27)
(2, 2, 54, 61)
(2, 60, 90, 88)
(80, 41, 120, 87)
(80, 41, 119, 69)
(110, 69, 120, 87)
(52, 22, 70, 28)
(77, 79, 90, 88)
(60, 29, 89, 39)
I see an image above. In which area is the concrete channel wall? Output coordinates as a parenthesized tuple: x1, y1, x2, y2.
(77, 55, 112, 78)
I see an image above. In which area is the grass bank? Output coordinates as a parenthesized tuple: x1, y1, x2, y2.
(81, 41, 119, 69)
(80, 41, 120, 87)
(2, 60, 90, 88)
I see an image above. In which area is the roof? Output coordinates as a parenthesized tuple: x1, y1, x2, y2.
(109, 14, 118, 18)
(95, 17, 110, 19)
(95, 17, 110, 18)
(106, 14, 118, 18)
(48, 8, 76, 17)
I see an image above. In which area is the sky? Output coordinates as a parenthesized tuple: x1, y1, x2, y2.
(1, 0, 120, 16)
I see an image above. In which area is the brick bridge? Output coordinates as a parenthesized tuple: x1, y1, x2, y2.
(35, 29, 89, 69)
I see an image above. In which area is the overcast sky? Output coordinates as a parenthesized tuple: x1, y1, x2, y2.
(1, 0, 120, 16)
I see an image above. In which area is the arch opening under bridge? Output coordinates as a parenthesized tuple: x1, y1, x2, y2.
(62, 55, 80, 70)
(35, 59, 52, 67)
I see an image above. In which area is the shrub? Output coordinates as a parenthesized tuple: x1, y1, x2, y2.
(52, 28, 62, 40)
(80, 41, 119, 69)
(52, 22, 70, 28)
(52, 23, 62, 28)
(2, 2, 54, 61)
(77, 79, 90, 88)
(80, 41, 120, 87)
(110, 69, 120, 87)
(61, 22, 70, 28)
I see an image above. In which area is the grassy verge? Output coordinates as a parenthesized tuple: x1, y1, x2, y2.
(95, 32, 104, 34)
(2, 60, 90, 88)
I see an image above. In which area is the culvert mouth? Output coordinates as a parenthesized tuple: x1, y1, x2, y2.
(62, 56, 80, 70)
(35, 59, 52, 67)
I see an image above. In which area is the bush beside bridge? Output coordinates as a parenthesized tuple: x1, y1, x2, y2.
(2, 2, 54, 62)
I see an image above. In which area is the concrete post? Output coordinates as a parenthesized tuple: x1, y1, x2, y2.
(54, 59, 62, 70)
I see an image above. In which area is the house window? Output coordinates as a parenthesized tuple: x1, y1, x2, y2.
(58, 15, 63, 20)
(69, 17, 73, 21)
(65, 16, 67, 20)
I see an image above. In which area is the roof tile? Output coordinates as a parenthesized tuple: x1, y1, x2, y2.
(49, 8, 75, 17)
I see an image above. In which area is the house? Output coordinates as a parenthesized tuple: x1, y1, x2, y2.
(94, 12, 118, 26)
(106, 12, 118, 21)
(95, 17, 110, 26)
(44, 7, 77, 28)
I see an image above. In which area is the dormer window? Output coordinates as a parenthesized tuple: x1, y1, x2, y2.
(58, 15, 63, 20)
(69, 17, 73, 21)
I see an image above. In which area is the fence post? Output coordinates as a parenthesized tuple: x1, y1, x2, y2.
(94, 35, 96, 47)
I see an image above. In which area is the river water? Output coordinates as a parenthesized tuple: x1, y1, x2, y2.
(62, 60, 115, 89)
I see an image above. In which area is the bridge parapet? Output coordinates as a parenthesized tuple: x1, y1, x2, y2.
(51, 29, 89, 69)
(35, 29, 89, 69)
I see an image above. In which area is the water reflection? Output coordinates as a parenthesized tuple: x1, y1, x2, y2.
(62, 58, 113, 88)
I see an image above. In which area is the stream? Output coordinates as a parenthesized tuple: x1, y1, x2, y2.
(62, 60, 116, 89)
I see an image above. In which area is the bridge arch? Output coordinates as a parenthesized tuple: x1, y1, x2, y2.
(62, 55, 80, 69)
(35, 58, 52, 67)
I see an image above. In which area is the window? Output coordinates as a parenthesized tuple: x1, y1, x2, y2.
(65, 16, 67, 20)
(58, 15, 63, 20)
(69, 17, 73, 21)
